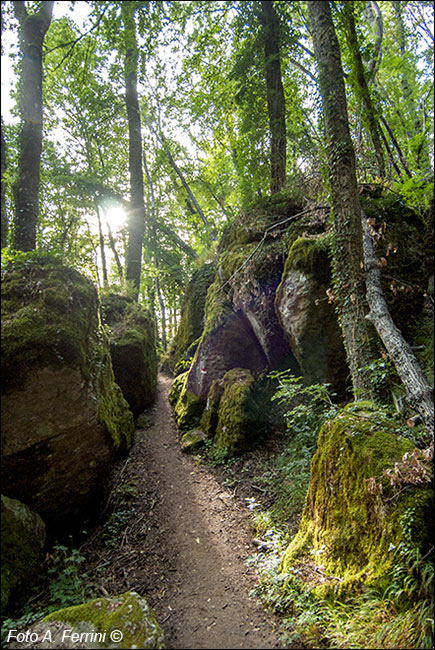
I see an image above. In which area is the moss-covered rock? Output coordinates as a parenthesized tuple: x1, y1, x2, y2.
(1, 495, 45, 611)
(275, 235, 348, 395)
(173, 381, 205, 432)
(281, 407, 433, 595)
(180, 429, 206, 453)
(168, 263, 216, 376)
(1, 255, 134, 530)
(212, 368, 261, 458)
(9, 592, 166, 649)
(101, 294, 157, 418)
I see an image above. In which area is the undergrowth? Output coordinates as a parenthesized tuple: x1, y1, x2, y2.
(246, 371, 434, 649)
(1, 479, 137, 645)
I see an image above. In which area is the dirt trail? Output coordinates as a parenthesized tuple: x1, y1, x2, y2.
(104, 374, 285, 649)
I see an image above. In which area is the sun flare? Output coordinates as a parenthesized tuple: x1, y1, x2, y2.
(104, 206, 127, 232)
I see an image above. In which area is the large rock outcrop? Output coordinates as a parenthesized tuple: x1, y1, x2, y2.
(1, 495, 46, 611)
(168, 262, 216, 376)
(1, 255, 134, 530)
(101, 294, 157, 418)
(275, 234, 348, 396)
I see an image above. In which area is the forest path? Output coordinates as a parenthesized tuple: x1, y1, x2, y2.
(99, 373, 284, 649)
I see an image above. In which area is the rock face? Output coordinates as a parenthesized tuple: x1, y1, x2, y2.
(1, 495, 46, 610)
(1, 255, 134, 530)
(101, 294, 157, 418)
(275, 235, 348, 395)
(8, 592, 166, 649)
(168, 262, 216, 376)
(281, 403, 433, 594)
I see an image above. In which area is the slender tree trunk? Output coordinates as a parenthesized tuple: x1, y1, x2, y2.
(122, 1, 146, 299)
(258, 0, 287, 193)
(308, 0, 376, 400)
(361, 210, 434, 432)
(142, 112, 216, 241)
(105, 219, 124, 281)
(95, 204, 108, 287)
(12, 1, 54, 251)
(343, 2, 385, 179)
(155, 272, 167, 352)
(1, 119, 7, 248)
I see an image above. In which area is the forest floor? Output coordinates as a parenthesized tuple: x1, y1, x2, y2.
(82, 373, 299, 650)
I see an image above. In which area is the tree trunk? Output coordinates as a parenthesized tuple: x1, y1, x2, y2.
(343, 1, 385, 179)
(361, 210, 434, 432)
(12, 1, 54, 251)
(308, 0, 376, 400)
(122, 1, 146, 300)
(142, 113, 216, 241)
(95, 204, 108, 287)
(1, 119, 7, 248)
(155, 272, 167, 352)
(258, 0, 287, 193)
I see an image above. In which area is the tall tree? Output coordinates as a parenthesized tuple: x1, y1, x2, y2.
(257, 0, 287, 193)
(12, 0, 54, 251)
(121, 0, 147, 299)
(1, 119, 7, 249)
(308, 0, 375, 399)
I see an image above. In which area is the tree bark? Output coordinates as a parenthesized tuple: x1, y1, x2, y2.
(1, 119, 7, 249)
(258, 0, 287, 193)
(361, 210, 434, 432)
(122, 1, 146, 300)
(12, 1, 54, 251)
(308, 0, 376, 400)
(343, 2, 385, 179)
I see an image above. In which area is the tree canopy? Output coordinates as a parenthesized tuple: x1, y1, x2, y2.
(1, 0, 433, 350)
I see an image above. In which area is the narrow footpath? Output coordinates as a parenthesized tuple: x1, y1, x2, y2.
(97, 374, 285, 649)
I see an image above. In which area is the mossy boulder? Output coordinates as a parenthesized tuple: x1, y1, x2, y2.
(168, 262, 216, 376)
(281, 406, 433, 595)
(101, 294, 157, 418)
(173, 380, 205, 432)
(180, 429, 206, 453)
(1, 255, 134, 530)
(275, 235, 348, 395)
(212, 368, 261, 458)
(11, 592, 166, 649)
(1, 495, 45, 611)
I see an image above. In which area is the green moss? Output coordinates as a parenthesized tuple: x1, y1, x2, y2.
(168, 371, 188, 406)
(42, 591, 166, 649)
(281, 409, 432, 595)
(1, 495, 45, 611)
(284, 235, 332, 284)
(170, 263, 216, 371)
(1, 258, 134, 454)
(174, 384, 205, 432)
(1, 256, 98, 392)
(213, 368, 260, 459)
(180, 429, 206, 452)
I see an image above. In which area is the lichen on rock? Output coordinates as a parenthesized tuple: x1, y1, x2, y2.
(10, 592, 166, 649)
(281, 406, 433, 595)
(1, 495, 46, 611)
